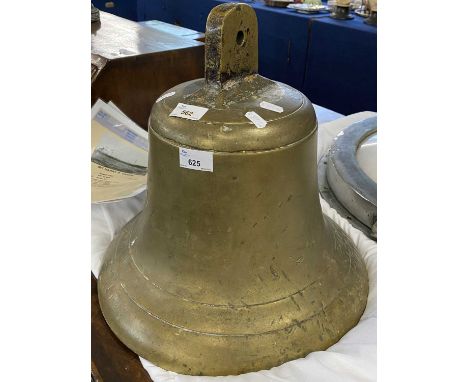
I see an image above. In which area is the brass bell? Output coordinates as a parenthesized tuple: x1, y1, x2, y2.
(98, 2, 368, 376)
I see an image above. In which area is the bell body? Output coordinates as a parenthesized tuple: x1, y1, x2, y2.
(98, 3, 368, 376)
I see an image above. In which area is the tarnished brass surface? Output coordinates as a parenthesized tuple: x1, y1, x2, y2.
(98, 2, 368, 376)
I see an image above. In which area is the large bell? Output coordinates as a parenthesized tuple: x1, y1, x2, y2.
(98, 2, 368, 376)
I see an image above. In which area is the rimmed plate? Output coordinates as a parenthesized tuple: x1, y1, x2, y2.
(287, 4, 328, 13)
(318, 116, 377, 240)
(355, 8, 370, 17)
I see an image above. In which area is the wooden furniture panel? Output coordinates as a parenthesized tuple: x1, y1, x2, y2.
(92, 273, 152, 382)
(92, 12, 205, 129)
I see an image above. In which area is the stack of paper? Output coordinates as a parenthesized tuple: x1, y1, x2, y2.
(91, 100, 148, 203)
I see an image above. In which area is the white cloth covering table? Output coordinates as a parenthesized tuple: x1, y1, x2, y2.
(91, 111, 377, 382)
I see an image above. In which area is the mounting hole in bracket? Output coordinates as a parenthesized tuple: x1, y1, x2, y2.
(236, 30, 245, 46)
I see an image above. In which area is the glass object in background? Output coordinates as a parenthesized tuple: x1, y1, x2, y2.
(355, 0, 370, 17)
(351, 0, 361, 10)
(330, 0, 354, 19)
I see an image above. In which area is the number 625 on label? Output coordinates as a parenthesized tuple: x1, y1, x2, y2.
(179, 148, 213, 172)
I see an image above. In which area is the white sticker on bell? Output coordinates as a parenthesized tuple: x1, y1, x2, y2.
(260, 101, 284, 113)
(179, 147, 213, 172)
(170, 103, 209, 121)
(156, 91, 176, 103)
(245, 111, 267, 128)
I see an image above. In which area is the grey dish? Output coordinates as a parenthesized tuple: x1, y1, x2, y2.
(318, 116, 377, 240)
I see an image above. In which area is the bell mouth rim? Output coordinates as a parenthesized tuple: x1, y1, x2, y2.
(117, 279, 356, 338)
(97, 214, 369, 375)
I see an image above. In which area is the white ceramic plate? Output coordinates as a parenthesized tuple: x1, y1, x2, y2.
(355, 9, 370, 17)
(287, 4, 327, 13)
